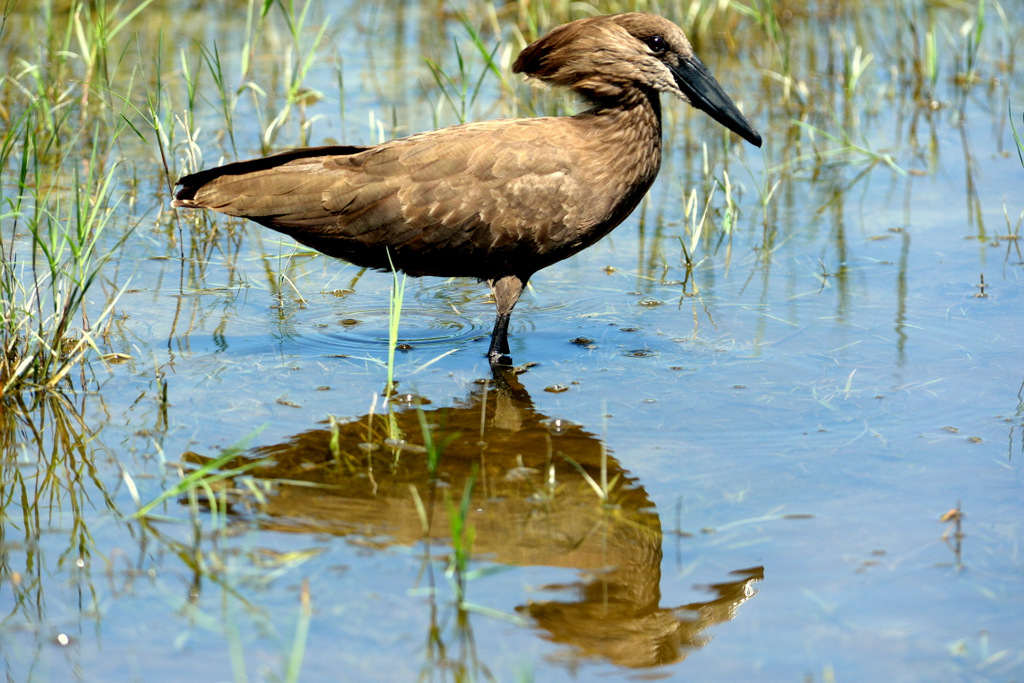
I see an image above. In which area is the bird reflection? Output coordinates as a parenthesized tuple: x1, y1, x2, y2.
(188, 367, 762, 667)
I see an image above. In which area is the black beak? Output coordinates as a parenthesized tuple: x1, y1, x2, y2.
(671, 55, 762, 148)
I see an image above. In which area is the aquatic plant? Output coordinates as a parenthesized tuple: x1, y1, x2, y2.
(0, 99, 129, 398)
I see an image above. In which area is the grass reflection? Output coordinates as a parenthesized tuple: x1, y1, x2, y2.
(0, 392, 114, 668)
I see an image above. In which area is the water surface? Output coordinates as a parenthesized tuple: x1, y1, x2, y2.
(2, 0, 1023, 680)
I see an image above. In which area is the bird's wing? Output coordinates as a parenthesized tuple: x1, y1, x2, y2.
(174, 120, 621, 276)
(318, 119, 595, 258)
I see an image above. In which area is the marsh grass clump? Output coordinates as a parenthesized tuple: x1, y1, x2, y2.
(0, 107, 129, 398)
(0, 1, 160, 399)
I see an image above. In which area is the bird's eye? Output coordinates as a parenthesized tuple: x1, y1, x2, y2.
(645, 35, 668, 54)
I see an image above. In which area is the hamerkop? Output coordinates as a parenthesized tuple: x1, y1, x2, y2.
(172, 13, 761, 363)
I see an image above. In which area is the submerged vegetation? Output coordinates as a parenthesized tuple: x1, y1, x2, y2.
(1, 0, 1022, 679)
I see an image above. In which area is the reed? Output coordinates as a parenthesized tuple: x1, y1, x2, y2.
(1, 107, 129, 397)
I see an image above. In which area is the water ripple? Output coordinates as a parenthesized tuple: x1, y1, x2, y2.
(295, 307, 486, 357)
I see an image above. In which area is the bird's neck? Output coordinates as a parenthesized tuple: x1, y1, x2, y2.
(572, 88, 665, 191)
(582, 88, 663, 127)
(575, 89, 663, 160)
(541, 88, 665, 248)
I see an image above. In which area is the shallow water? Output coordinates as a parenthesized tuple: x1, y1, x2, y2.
(3, 0, 1024, 680)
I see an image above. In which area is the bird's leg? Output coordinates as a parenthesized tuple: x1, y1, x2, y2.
(487, 275, 526, 364)
(488, 311, 512, 358)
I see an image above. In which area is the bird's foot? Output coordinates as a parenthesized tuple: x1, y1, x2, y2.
(488, 350, 514, 367)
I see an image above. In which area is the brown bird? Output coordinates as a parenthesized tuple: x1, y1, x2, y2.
(172, 13, 761, 364)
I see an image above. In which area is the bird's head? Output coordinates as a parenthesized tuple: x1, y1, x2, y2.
(513, 13, 762, 147)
